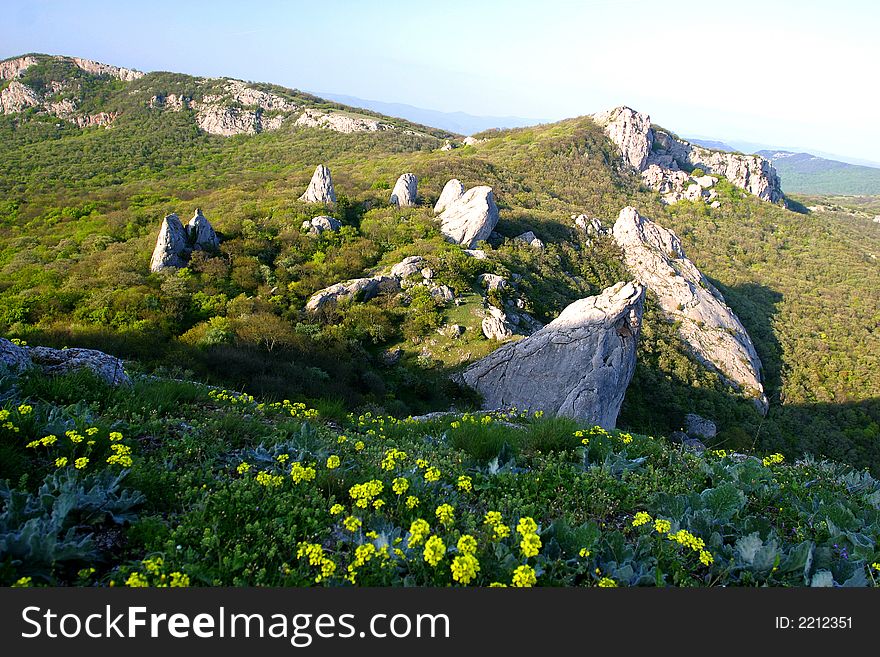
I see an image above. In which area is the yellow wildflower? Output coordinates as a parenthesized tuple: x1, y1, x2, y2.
(424, 467, 440, 483)
(405, 496, 420, 509)
(330, 503, 344, 515)
(326, 455, 341, 469)
(55, 457, 68, 468)
(435, 503, 455, 527)
(520, 532, 542, 558)
(457, 475, 473, 493)
(654, 519, 671, 534)
(451, 553, 480, 585)
(343, 516, 362, 532)
(598, 577, 617, 588)
(632, 511, 652, 527)
(423, 536, 446, 567)
(408, 519, 430, 547)
(512, 564, 536, 587)
(236, 462, 251, 475)
(74, 457, 89, 470)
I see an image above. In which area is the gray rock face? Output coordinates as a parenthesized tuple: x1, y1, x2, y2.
(1, 338, 130, 386)
(150, 214, 189, 272)
(437, 185, 499, 248)
(390, 255, 426, 279)
(0, 338, 31, 372)
(481, 306, 515, 340)
(301, 215, 342, 235)
(515, 231, 545, 249)
(591, 106, 654, 170)
(434, 179, 466, 213)
(306, 275, 400, 312)
(462, 281, 645, 428)
(193, 79, 295, 136)
(0, 80, 40, 114)
(685, 413, 717, 440)
(612, 207, 767, 411)
(187, 209, 219, 250)
(594, 105, 783, 204)
(479, 273, 508, 291)
(429, 285, 455, 303)
(390, 173, 418, 207)
(300, 165, 337, 204)
(295, 108, 393, 133)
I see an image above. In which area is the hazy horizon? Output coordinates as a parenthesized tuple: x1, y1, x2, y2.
(2, 0, 877, 163)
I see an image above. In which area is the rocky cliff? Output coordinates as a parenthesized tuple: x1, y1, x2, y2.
(593, 106, 783, 204)
(612, 207, 767, 410)
(461, 281, 645, 428)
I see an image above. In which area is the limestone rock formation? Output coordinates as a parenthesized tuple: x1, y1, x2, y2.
(685, 413, 717, 440)
(390, 255, 426, 279)
(429, 285, 455, 303)
(593, 106, 783, 204)
(191, 80, 296, 136)
(0, 80, 40, 114)
(305, 276, 400, 313)
(187, 209, 220, 250)
(437, 186, 499, 248)
(1, 338, 130, 386)
(479, 273, 508, 291)
(390, 173, 418, 207)
(591, 106, 654, 170)
(299, 165, 336, 204)
(295, 108, 393, 134)
(481, 306, 515, 340)
(150, 214, 189, 272)
(462, 281, 646, 428)
(301, 215, 341, 235)
(612, 207, 767, 410)
(434, 179, 465, 214)
(515, 231, 545, 249)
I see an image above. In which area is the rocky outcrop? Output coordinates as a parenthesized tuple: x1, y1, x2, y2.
(592, 106, 654, 170)
(593, 106, 783, 204)
(187, 209, 220, 250)
(436, 185, 499, 248)
(0, 80, 41, 114)
(462, 281, 645, 428)
(515, 231, 544, 249)
(0, 55, 41, 81)
(1, 338, 130, 386)
(685, 413, 717, 440)
(481, 306, 515, 340)
(301, 215, 341, 235)
(150, 214, 189, 272)
(434, 179, 465, 213)
(479, 273, 508, 291)
(612, 207, 766, 410)
(69, 57, 143, 82)
(150, 210, 220, 272)
(299, 165, 336, 204)
(306, 275, 400, 312)
(390, 255, 426, 279)
(390, 173, 418, 207)
(295, 108, 393, 134)
(191, 80, 296, 136)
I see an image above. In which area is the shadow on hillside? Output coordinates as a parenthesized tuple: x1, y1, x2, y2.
(707, 278, 784, 403)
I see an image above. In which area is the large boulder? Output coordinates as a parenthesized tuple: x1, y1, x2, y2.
(462, 281, 645, 427)
(299, 165, 336, 204)
(0, 338, 130, 386)
(437, 186, 499, 248)
(390, 173, 418, 207)
(481, 306, 515, 340)
(612, 207, 767, 410)
(306, 276, 400, 312)
(149, 214, 189, 272)
(591, 106, 653, 170)
(390, 255, 426, 279)
(434, 179, 465, 214)
(301, 215, 341, 235)
(187, 208, 219, 250)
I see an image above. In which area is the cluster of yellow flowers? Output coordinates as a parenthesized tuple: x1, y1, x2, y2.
(208, 388, 255, 405)
(632, 512, 714, 566)
(762, 453, 785, 467)
(450, 535, 480, 585)
(392, 476, 409, 495)
(290, 461, 317, 484)
(0, 409, 19, 433)
(343, 516, 362, 532)
(408, 519, 431, 547)
(517, 517, 542, 558)
(423, 535, 446, 567)
(326, 455, 341, 469)
(511, 564, 536, 587)
(256, 470, 285, 487)
(456, 475, 473, 493)
(435, 503, 455, 527)
(380, 448, 407, 471)
(346, 543, 385, 584)
(106, 443, 133, 467)
(296, 542, 337, 583)
(124, 557, 190, 587)
(349, 479, 384, 508)
(597, 577, 617, 587)
(423, 466, 441, 483)
(484, 511, 511, 540)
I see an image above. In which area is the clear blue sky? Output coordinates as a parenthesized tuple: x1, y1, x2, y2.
(2, 0, 878, 161)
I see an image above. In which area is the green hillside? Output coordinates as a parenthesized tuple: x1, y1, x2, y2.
(1, 54, 880, 587)
(758, 150, 880, 195)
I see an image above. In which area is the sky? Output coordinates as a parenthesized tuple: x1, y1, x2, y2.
(2, 0, 878, 161)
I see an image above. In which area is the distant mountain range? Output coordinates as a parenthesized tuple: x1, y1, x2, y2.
(314, 92, 541, 135)
(687, 138, 880, 195)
